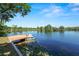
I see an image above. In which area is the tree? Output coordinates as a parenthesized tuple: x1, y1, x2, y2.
(0, 22, 4, 32)
(59, 26, 64, 32)
(0, 3, 31, 34)
(0, 21, 8, 34)
(11, 25, 17, 32)
(39, 26, 45, 32)
(0, 3, 31, 23)
(18, 27, 23, 32)
(44, 24, 53, 32)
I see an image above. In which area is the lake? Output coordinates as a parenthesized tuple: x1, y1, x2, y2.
(7, 31, 79, 56)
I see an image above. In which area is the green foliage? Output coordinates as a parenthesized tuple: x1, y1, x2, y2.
(0, 23, 4, 31)
(0, 3, 31, 22)
(44, 24, 53, 32)
(18, 44, 49, 56)
(65, 27, 79, 31)
(37, 26, 45, 32)
(36, 24, 53, 32)
(0, 22, 7, 34)
(0, 43, 18, 56)
(59, 26, 64, 32)
(29, 46, 48, 56)
(53, 27, 58, 31)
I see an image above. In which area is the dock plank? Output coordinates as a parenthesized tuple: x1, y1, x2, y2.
(8, 34, 33, 41)
(0, 34, 33, 44)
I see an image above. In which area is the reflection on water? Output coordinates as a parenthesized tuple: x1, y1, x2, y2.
(59, 32, 64, 40)
(5, 31, 79, 56)
(0, 33, 7, 37)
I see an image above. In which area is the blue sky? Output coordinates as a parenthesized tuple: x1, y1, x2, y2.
(6, 3, 79, 27)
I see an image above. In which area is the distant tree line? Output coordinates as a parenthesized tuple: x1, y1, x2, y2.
(3, 25, 37, 33)
(1, 24, 79, 34)
(37, 25, 64, 32)
(65, 27, 79, 31)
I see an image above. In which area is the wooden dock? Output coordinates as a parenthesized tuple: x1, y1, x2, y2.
(0, 34, 33, 44)
(8, 34, 33, 42)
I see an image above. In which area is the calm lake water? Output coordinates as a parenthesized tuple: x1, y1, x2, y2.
(7, 31, 79, 56)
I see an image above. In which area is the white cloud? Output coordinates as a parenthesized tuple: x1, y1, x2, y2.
(72, 8, 79, 11)
(40, 9, 50, 14)
(53, 8, 61, 13)
(51, 5, 63, 13)
(68, 3, 79, 11)
(40, 5, 64, 17)
(45, 13, 52, 17)
(40, 3, 79, 18)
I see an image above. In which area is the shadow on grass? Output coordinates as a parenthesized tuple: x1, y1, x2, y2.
(0, 43, 18, 56)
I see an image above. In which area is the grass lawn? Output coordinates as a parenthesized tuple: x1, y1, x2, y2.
(0, 37, 10, 44)
(0, 43, 18, 56)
